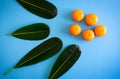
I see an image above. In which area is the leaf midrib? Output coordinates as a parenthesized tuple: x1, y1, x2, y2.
(50, 47, 78, 79)
(20, 0, 54, 15)
(16, 42, 58, 67)
(12, 30, 48, 36)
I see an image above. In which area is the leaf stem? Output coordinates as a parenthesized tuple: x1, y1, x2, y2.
(3, 68, 15, 76)
(6, 34, 12, 36)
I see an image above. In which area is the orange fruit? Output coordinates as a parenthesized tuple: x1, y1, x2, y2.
(69, 24, 81, 36)
(85, 13, 98, 26)
(82, 29, 95, 41)
(94, 25, 107, 36)
(72, 9, 84, 22)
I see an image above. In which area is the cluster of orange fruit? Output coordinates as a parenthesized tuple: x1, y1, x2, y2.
(69, 9, 107, 41)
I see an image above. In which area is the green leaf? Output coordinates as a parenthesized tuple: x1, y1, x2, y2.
(4, 37, 63, 76)
(49, 44, 81, 79)
(8, 23, 50, 40)
(17, 0, 57, 19)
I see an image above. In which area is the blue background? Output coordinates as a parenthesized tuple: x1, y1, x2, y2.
(0, 0, 120, 79)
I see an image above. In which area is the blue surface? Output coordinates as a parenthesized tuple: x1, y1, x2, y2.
(0, 0, 120, 79)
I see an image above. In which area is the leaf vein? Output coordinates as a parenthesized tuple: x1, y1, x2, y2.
(50, 48, 78, 79)
(17, 43, 57, 67)
(13, 30, 48, 36)
(20, 0, 54, 15)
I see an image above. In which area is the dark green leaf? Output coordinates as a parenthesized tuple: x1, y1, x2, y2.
(17, 0, 57, 19)
(49, 44, 81, 79)
(4, 37, 63, 76)
(9, 23, 50, 40)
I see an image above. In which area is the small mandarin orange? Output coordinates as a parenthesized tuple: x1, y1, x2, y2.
(82, 29, 95, 41)
(69, 24, 81, 36)
(72, 9, 84, 22)
(94, 25, 107, 36)
(85, 13, 98, 26)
